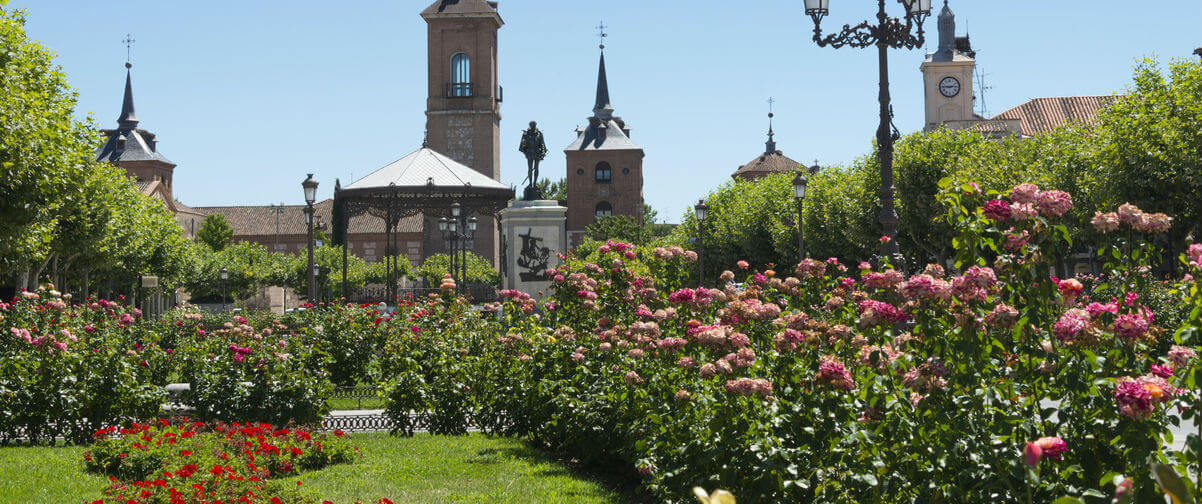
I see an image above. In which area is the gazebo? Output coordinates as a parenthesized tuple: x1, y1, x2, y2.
(334, 147, 514, 300)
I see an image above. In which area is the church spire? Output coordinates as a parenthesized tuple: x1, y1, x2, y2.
(592, 22, 614, 120)
(118, 62, 139, 130)
(933, 0, 956, 62)
(593, 52, 614, 119)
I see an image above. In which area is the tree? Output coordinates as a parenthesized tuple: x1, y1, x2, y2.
(197, 214, 234, 252)
(585, 215, 642, 243)
(1093, 58, 1202, 251)
(536, 177, 567, 201)
(418, 252, 498, 287)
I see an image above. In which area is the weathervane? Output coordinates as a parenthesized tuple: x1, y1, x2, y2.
(123, 34, 135, 63)
(596, 21, 608, 50)
(767, 97, 776, 131)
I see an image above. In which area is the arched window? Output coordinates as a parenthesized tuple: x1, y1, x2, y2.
(595, 201, 613, 218)
(595, 162, 612, 183)
(450, 53, 471, 97)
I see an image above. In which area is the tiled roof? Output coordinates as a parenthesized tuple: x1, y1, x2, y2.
(566, 118, 641, 151)
(95, 128, 175, 165)
(990, 96, 1120, 137)
(346, 148, 509, 192)
(194, 199, 423, 238)
(421, 0, 501, 18)
(731, 151, 805, 180)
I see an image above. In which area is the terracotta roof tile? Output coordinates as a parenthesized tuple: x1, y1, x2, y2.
(991, 96, 1120, 137)
(731, 151, 805, 180)
(194, 199, 422, 238)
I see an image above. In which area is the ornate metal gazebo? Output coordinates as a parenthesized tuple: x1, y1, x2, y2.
(334, 147, 513, 300)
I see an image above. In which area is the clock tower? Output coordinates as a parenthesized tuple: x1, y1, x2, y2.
(920, 1, 976, 130)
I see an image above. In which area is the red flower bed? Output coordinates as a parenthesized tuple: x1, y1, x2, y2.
(84, 419, 358, 504)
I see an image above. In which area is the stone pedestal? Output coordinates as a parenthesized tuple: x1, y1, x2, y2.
(499, 200, 567, 299)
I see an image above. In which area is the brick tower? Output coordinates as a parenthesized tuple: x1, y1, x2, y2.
(421, 0, 503, 180)
(564, 46, 645, 246)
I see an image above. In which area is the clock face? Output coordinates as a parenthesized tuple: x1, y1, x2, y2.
(939, 76, 961, 97)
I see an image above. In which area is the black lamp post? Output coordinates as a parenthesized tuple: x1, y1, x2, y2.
(219, 267, 228, 312)
(302, 174, 319, 303)
(439, 202, 477, 295)
(805, 0, 930, 268)
(694, 199, 708, 287)
(792, 172, 809, 259)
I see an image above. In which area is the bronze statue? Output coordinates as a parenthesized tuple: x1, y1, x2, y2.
(518, 121, 547, 200)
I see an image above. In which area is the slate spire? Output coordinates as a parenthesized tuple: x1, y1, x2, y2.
(593, 51, 614, 120)
(118, 62, 139, 130)
(933, 0, 956, 62)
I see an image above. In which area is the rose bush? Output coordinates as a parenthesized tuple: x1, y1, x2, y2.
(367, 183, 1202, 503)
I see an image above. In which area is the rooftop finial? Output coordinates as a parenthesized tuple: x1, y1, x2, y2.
(123, 34, 135, 64)
(765, 97, 777, 155)
(596, 21, 608, 51)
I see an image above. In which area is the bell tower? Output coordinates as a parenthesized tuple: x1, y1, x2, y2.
(421, 0, 503, 181)
(920, 1, 976, 129)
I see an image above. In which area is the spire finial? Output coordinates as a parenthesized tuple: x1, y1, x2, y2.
(765, 97, 777, 155)
(596, 21, 608, 51)
(123, 34, 135, 63)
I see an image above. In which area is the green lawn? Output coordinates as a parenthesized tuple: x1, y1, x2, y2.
(326, 396, 386, 410)
(0, 444, 109, 504)
(0, 434, 643, 504)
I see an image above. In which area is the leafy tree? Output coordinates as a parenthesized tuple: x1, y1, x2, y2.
(585, 215, 642, 243)
(418, 252, 498, 287)
(536, 177, 567, 201)
(196, 214, 234, 252)
(1093, 58, 1202, 252)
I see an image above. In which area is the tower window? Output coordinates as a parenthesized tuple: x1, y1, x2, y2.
(450, 53, 471, 97)
(595, 162, 612, 183)
(595, 201, 613, 218)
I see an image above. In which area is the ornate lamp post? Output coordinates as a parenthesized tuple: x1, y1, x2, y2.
(219, 267, 228, 312)
(694, 199, 708, 287)
(439, 203, 477, 295)
(792, 172, 809, 259)
(302, 174, 319, 303)
(805, 0, 930, 267)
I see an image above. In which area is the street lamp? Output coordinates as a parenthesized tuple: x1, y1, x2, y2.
(269, 203, 285, 251)
(219, 267, 229, 312)
(439, 203, 477, 295)
(805, 0, 930, 269)
(302, 173, 319, 303)
(793, 172, 808, 259)
(694, 199, 708, 287)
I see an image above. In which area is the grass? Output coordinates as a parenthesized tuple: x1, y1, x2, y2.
(0, 444, 109, 504)
(301, 433, 642, 503)
(0, 434, 642, 504)
(326, 396, 386, 410)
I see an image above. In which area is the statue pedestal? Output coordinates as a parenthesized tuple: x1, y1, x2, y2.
(499, 200, 567, 299)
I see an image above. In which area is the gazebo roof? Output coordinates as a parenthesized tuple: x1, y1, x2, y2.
(346, 148, 509, 192)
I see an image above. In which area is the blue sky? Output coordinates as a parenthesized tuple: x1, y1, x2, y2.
(9, 1, 1201, 222)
